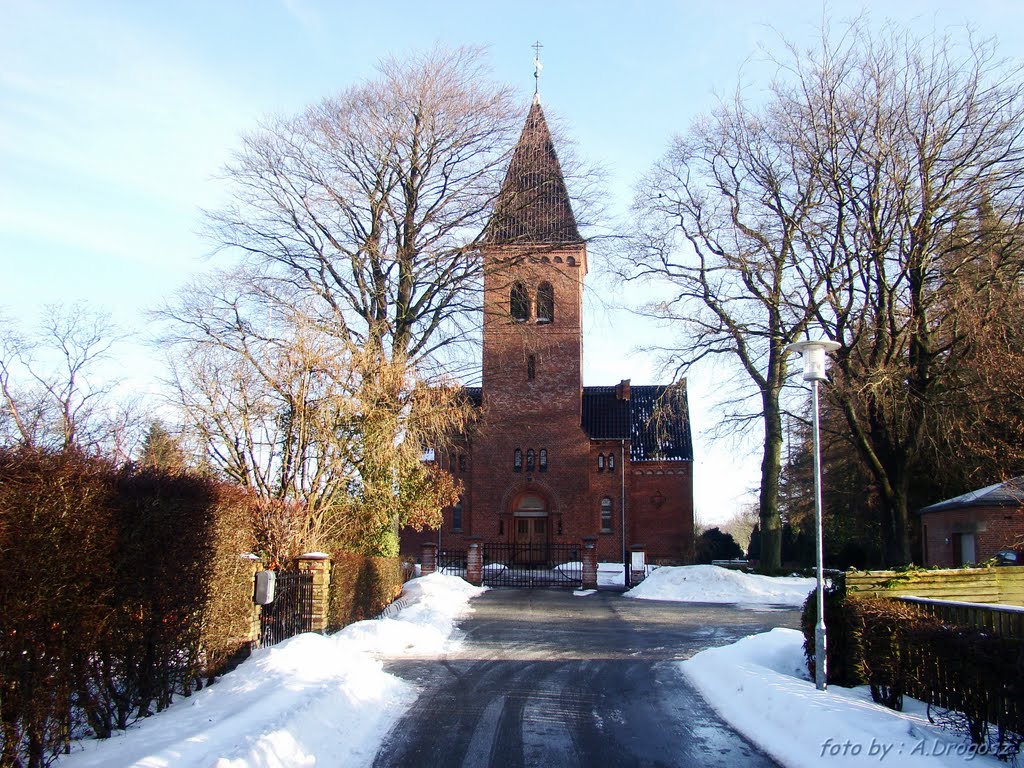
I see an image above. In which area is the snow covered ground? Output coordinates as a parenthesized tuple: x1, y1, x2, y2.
(54, 566, 1014, 767)
(625, 563, 817, 607)
(684, 628, 1015, 767)
(54, 574, 484, 768)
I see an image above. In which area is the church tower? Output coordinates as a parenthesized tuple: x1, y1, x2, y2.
(473, 95, 592, 542)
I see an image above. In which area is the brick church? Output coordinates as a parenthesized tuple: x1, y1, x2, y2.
(401, 96, 694, 565)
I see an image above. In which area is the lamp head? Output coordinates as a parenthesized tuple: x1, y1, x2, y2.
(786, 339, 841, 381)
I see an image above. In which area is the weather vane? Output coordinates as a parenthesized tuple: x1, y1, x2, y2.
(533, 41, 543, 95)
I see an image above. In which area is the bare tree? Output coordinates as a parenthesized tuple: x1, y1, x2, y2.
(797, 25, 1024, 564)
(630, 86, 828, 571)
(0, 303, 138, 457)
(632, 19, 1024, 566)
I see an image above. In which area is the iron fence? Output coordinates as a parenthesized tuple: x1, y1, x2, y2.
(483, 542, 582, 588)
(259, 570, 314, 647)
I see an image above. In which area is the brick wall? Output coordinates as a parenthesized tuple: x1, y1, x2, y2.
(921, 505, 1024, 567)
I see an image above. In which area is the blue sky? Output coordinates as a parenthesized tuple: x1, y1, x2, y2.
(3, 0, 1023, 523)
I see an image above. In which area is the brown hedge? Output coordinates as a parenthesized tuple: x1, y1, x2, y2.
(0, 448, 260, 768)
(803, 579, 1023, 754)
(326, 552, 404, 631)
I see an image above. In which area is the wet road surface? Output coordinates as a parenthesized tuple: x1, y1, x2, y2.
(372, 589, 801, 767)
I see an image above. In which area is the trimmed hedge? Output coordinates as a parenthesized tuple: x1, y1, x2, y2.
(802, 577, 1024, 754)
(0, 447, 260, 768)
(326, 552, 404, 631)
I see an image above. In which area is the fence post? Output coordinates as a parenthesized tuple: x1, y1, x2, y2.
(466, 538, 483, 586)
(581, 537, 598, 589)
(421, 542, 438, 576)
(297, 552, 331, 634)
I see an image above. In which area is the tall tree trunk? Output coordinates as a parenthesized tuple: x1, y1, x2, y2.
(758, 385, 785, 571)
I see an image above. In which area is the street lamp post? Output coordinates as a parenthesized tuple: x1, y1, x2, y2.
(786, 339, 841, 692)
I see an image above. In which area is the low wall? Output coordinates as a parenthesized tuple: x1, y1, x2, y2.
(846, 566, 1024, 605)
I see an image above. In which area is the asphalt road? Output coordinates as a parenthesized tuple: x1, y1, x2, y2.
(372, 589, 802, 768)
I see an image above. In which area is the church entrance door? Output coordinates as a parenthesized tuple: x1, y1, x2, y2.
(512, 493, 548, 566)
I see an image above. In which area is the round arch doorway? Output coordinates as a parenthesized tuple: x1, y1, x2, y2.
(513, 493, 549, 566)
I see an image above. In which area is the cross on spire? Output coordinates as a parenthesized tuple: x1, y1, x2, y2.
(532, 41, 543, 96)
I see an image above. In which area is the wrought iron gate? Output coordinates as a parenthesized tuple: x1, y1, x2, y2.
(482, 542, 582, 589)
(259, 570, 314, 647)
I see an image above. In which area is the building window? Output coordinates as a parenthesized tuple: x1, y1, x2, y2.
(453, 500, 463, 531)
(601, 497, 613, 532)
(539, 448, 547, 472)
(499, 519, 504, 535)
(527, 354, 536, 380)
(459, 454, 467, 472)
(607, 452, 615, 471)
(567, 256, 577, 266)
(597, 453, 605, 472)
(536, 282, 554, 323)
(514, 448, 522, 472)
(510, 282, 529, 322)
(526, 449, 535, 472)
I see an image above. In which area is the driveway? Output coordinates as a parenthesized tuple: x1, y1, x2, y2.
(373, 589, 801, 767)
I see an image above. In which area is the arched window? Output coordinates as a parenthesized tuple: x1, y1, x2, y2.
(597, 453, 605, 472)
(453, 500, 463, 531)
(600, 497, 613, 532)
(536, 282, 554, 323)
(607, 452, 615, 471)
(567, 256, 577, 266)
(526, 449, 535, 472)
(539, 448, 548, 472)
(510, 282, 529, 322)
(514, 448, 522, 472)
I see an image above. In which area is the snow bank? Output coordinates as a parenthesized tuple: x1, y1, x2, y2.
(624, 564, 815, 607)
(682, 628, 1012, 767)
(56, 573, 483, 768)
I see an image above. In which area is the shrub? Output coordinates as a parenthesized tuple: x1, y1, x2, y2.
(801, 574, 868, 688)
(327, 552, 404, 631)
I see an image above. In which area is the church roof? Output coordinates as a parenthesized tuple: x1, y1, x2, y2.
(485, 98, 582, 245)
(582, 384, 693, 462)
(461, 383, 691, 461)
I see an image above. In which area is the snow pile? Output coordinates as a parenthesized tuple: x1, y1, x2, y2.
(624, 564, 815, 607)
(683, 628, 1010, 767)
(598, 561, 625, 587)
(56, 573, 483, 768)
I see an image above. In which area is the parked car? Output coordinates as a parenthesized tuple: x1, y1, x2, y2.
(995, 549, 1022, 565)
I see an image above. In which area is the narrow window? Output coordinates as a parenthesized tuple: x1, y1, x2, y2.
(526, 449, 535, 472)
(567, 256, 577, 266)
(536, 282, 554, 323)
(499, 519, 504, 535)
(607, 452, 615, 471)
(510, 282, 529, 322)
(527, 354, 536, 380)
(597, 453, 605, 472)
(601, 497, 613, 532)
(514, 448, 522, 472)
(459, 454, 467, 472)
(452, 500, 463, 531)
(539, 448, 548, 472)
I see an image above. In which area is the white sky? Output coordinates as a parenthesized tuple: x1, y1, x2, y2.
(4, 0, 1024, 523)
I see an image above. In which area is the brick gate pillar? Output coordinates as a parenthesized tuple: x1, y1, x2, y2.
(581, 537, 598, 589)
(421, 542, 438, 576)
(297, 552, 331, 634)
(466, 537, 483, 586)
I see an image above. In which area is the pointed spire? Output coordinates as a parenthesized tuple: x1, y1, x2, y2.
(486, 99, 582, 245)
